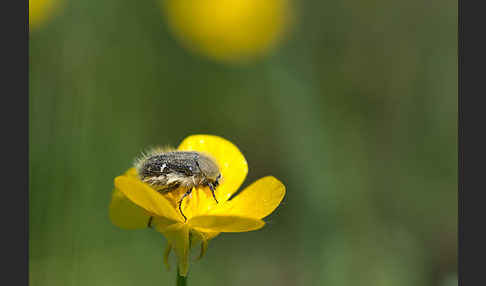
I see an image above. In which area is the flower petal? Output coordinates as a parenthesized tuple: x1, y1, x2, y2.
(109, 188, 152, 229)
(188, 215, 265, 232)
(210, 176, 285, 219)
(114, 176, 183, 222)
(178, 135, 248, 202)
(155, 223, 190, 277)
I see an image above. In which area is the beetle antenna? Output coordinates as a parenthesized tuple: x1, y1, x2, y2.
(208, 183, 218, 204)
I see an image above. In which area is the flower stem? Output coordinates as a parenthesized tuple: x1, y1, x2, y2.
(176, 268, 187, 286)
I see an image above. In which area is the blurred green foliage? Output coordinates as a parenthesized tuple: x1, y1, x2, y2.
(29, 0, 457, 285)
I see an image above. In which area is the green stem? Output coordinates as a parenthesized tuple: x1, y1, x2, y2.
(176, 268, 187, 286)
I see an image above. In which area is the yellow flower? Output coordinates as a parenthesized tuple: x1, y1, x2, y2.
(29, 0, 61, 30)
(160, 0, 293, 63)
(109, 135, 286, 276)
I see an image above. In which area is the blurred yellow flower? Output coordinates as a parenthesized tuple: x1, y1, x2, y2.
(160, 0, 293, 63)
(29, 0, 61, 30)
(109, 135, 286, 276)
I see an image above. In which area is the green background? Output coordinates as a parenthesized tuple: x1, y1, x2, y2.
(29, 0, 457, 285)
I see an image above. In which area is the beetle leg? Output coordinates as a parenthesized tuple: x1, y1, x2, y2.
(178, 188, 193, 221)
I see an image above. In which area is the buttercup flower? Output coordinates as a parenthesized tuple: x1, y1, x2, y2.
(29, 0, 61, 30)
(160, 0, 294, 63)
(109, 135, 286, 276)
